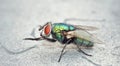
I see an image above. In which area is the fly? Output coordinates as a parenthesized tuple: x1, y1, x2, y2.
(24, 18, 103, 62)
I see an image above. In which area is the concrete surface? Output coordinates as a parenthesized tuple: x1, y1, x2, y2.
(0, 0, 120, 66)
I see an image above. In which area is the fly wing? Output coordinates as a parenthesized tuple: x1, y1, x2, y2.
(66, 30, 103, 44)
(73, 25, 99, 31)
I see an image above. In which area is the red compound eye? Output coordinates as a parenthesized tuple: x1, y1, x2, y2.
(44, 24, 51, 35)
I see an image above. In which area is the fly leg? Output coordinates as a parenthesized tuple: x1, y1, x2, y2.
(40, 33, 56, 42)
(76, 45, 92, 56)
(41, 36, 56, 42)
(24, 37, 56, 42)
(58, 39, 71, 62)
(43, 37, 56, 42)
(58, 44, 67, 62)
(24, 37, 43, 41)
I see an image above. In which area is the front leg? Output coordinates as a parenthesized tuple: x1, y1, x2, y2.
(42, 36, 57, 42)
(24, 37, 43, 41)
(24, 37, 56, 42)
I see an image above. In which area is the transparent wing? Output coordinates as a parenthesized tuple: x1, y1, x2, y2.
(73, 25, 99, 31)
(66, 29, 103, 44)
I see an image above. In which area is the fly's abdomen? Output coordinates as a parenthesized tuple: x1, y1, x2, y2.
(74, 38, 94, 47)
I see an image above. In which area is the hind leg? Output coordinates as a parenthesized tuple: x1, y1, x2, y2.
(76, 44, 92, 56)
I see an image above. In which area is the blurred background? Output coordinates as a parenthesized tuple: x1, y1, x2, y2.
(0, 0, 120, 66)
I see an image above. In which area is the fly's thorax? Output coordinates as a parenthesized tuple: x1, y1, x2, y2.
(52, 23, 75, 33)
(51, 23, 76, 42)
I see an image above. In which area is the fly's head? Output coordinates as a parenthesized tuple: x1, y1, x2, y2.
(39, 22, 52, 37)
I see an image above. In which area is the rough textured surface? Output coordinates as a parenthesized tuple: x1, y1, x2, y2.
(0, 0, 120, 66)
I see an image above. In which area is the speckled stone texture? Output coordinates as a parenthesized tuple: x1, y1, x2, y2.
(0, 0, 120, 66)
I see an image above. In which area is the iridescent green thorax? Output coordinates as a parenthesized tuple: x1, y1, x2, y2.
(52, 23, 75, 33)
(51, 23, 75, 42)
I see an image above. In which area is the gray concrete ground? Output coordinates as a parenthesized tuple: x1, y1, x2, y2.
(0, 0, 120, 66)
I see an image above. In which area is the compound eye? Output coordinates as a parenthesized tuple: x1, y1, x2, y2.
(43, 23, 51, 36)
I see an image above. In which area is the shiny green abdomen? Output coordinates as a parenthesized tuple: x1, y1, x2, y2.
(74, 38, 94, 47)
(51, 23, 75, 42)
